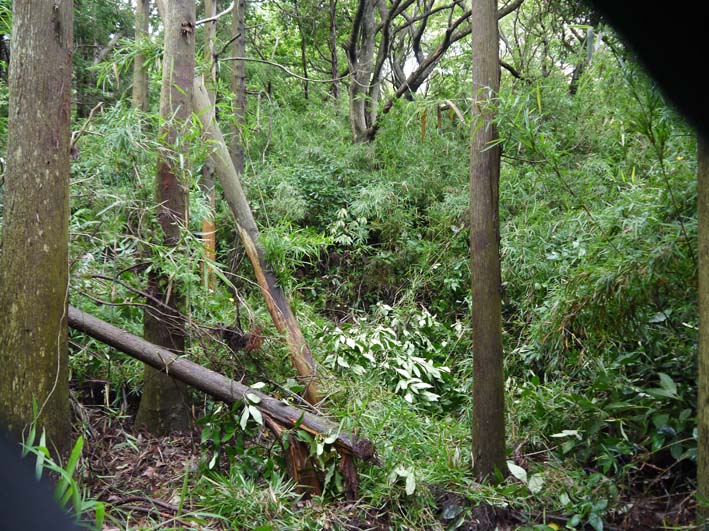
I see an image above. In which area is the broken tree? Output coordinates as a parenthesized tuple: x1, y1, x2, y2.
(192, 75, 321, 406)
(68, 306, 373, 458)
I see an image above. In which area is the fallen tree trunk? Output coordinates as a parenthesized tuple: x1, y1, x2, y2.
(192, 75, 321, 406)
(68, 306, 375, 461)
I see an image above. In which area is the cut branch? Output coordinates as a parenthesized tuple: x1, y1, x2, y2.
(67, 306, 375, 461)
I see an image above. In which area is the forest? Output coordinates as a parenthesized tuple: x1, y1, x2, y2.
(0, 0, 706, 530)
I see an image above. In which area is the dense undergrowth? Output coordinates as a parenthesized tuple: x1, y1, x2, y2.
(2, 30, 698, 529)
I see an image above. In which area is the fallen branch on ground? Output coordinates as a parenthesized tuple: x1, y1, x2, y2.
(67, 305, 375, 462)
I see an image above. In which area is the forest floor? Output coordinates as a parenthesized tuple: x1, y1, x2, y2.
(73, 382, 697, 531)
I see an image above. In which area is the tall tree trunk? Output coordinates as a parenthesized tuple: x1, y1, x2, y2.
(294, 0, 309, 100)
(346, 0, 376, 142)
(0, 0, 73, 457)
(329, 0, 339, 100)
(469, 0, 507, 482)
(698, 135, 709, 524)
(135, 0, 195, 435)
(201, 0, 218, 290)
(231, 0, 247, 175)
(132, 0, 150, 111)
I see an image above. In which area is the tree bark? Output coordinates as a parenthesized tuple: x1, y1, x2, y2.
(698, 134, 709, 524)
(194, 76, 322, 405)
(469, 0, 507, 481)
(132, 0, 150, 111)
(135, 0, 195, 435)
(201, 0, 218, 290)
(329, 0, 339, 100)
(0, 0, 73, 457)
(68, 307, 374, 461)
(346, 0, 377, 142)
(230, 0, 247, 174)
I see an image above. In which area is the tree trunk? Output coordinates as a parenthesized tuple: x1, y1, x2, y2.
(698, 134, 709, 524)
(132, 0, 150, 111)
(68, 307, 374, 461)
(135, 0, 195, 435)
(230, 0, 247, 175)
(0, 0, 73, 457)
(329, 0, 339, 100)
(469, 0, 507, 482)
(201, 0, 218, 290)
(194, 77, 322, 405)
(294, 0, 309, 100)
(346, 0, 376, 142)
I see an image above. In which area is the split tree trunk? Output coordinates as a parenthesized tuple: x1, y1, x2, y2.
(68, 307, 374, 460)
(469, 0, 508, 481)
(135, 0, 195, 435)
(194, 77, 322, 405)
(0, 0, 73, 457)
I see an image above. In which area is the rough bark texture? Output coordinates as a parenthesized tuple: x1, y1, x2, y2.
(346, 0, 377, 142)
(698, 135, 709, 523)
(132, 0, 150, 111)
(194, 77, 322, 405)
(329, 0, 339, 100)
(469, 0, 507, 481)
(68, 307, 374, 460)
(0, 0, 73, 456)
(230, 0, 247, 174)
(135, 0, 195, 434)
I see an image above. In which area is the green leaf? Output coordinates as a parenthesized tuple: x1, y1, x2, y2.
(588, 512, 603, 531)
(405, 472, 416, 495)
(240, 407, 250, 430)
(506, 461, 527, 484)
(246, 393, 262, 404)
(528, 474, 544, 494)
(35, 430, 47, 481)
(658, 372, 678, 396)
(249, 405, 263, 426)
(550, 430, 581, 439)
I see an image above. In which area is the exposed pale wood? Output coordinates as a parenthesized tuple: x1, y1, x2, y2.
(193, 75, 322, 405)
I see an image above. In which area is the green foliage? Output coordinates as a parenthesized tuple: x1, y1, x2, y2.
(0, 1, 702, 527)
(22, 429, 105, 529)
(322, 303, 456, 405)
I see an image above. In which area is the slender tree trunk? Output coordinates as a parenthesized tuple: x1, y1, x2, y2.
(135, 0, 195, 435)
(329, 0, 339, 100)
(0, 0, 73, 457)
(231, 0, 247, 175)
(294, 0, 309, 100)
(201, 0, 218, 290)
(698, 135, 709, 523)
(470, 0, 507, 482)
(132, 0, 150, 111)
